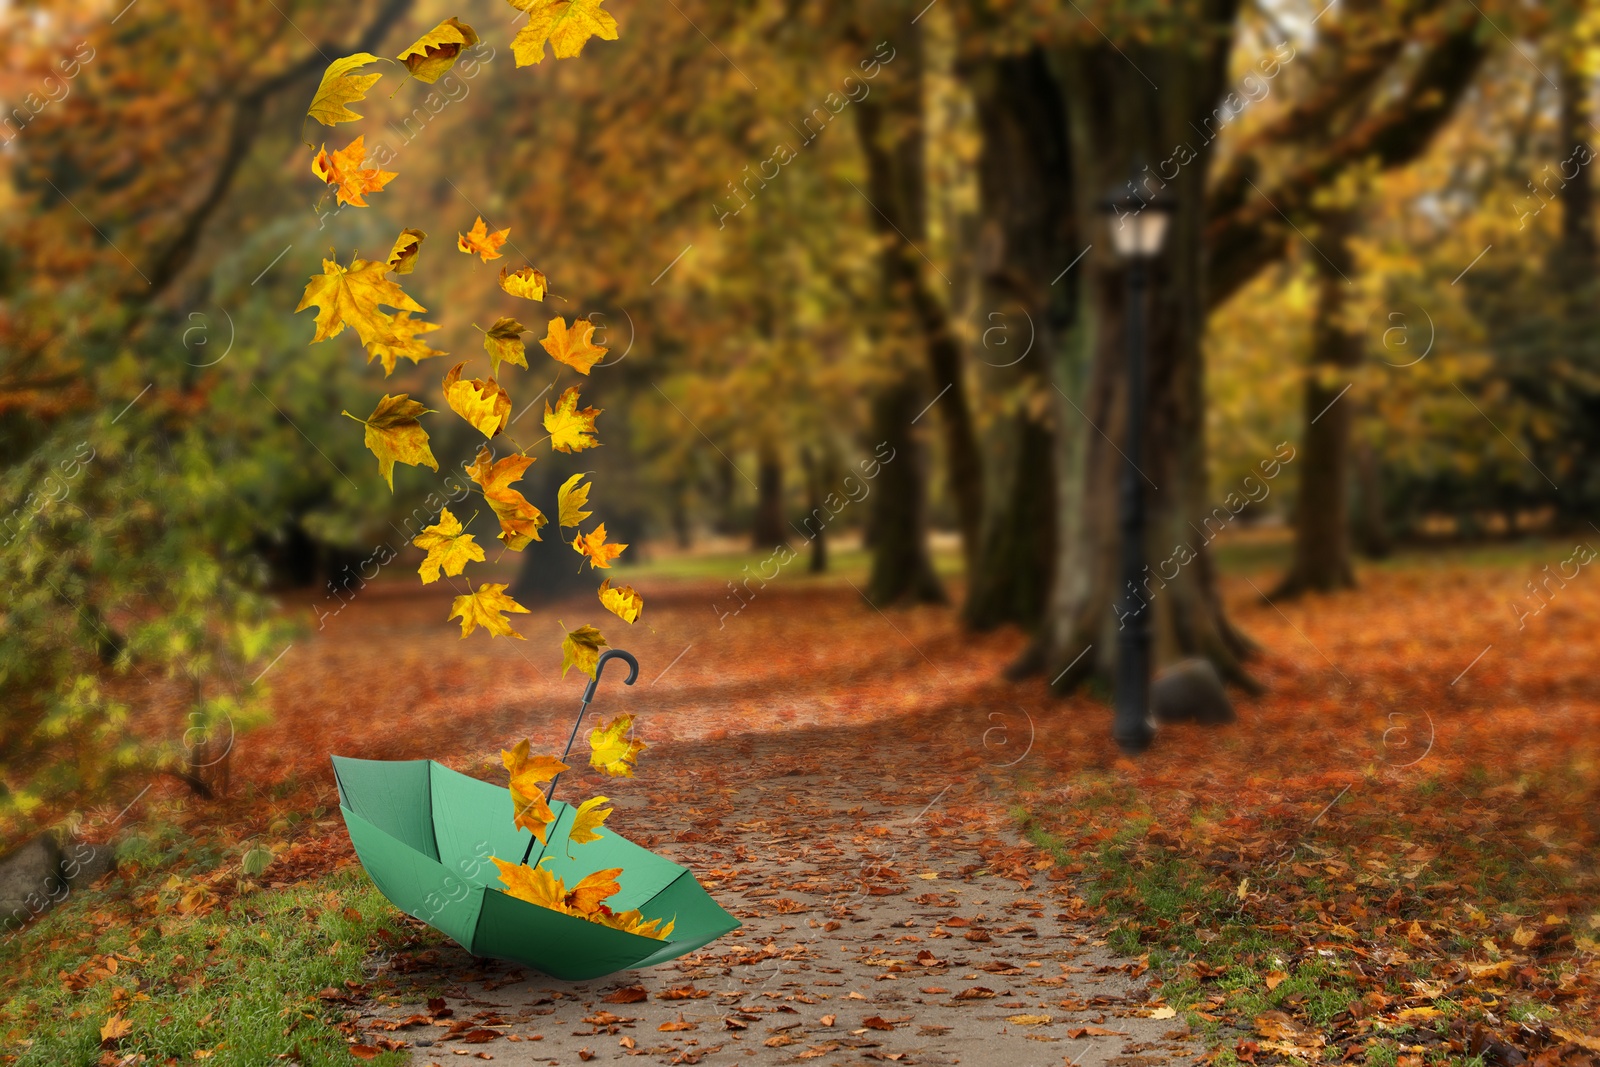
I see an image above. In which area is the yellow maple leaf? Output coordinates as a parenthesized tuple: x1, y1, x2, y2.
(598, 578, 643, 624)
(467, 445, 547, 548)
(483, 317, 529, 377)
(397, 17, 479, 83)
(491, 856, 568, 910)
(443, 362, 511, 439)
(386, 228, 426, 274)
(564, 866, 622, 914)
(568, 795, 612, 846)
(589, 712, 646, 777)
(99, 1012, 133, 1043)
(573, 522, 627, 569)
(502, 740, 568, 840)
(296, 255, 425, 346)
(557, 472, 592, 528)
(544, 386, 600, 453)
(599, 908, 673, 940)
(312, 135, 396, 207)
(509, 0, 619, 66)
(365, 311, 446, 376)
(561, 624, 608, 679)
(539, 317, 607, 375)
(344, 394, 438, 491)
(412, 507, 486, 583)
(307, 53, 384, 126)
(448, 582, 529, 639)
(459, 217, 510, 262)
(499, 265, 548, 301)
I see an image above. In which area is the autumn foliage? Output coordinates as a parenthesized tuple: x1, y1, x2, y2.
(293, 2, 649, 927)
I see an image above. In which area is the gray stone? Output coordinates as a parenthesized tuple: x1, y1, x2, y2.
(0, 835, 66, 933)
(1151, 657, 1236, 725)
(62, 837, 118, 889)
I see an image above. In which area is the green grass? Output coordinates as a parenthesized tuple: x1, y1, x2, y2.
(0, 868, 410, 1067)
(620, 542, 965, 584)
(1022, 815, 1368, 1043)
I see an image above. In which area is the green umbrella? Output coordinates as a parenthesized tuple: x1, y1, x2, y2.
(331, 650, 739, 981)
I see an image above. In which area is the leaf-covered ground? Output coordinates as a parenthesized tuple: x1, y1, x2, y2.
(3, 540, 1596, 1065)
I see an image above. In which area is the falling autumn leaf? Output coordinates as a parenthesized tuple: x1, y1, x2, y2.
(460, 217, 511, 262)
(573, 522, 627, 569)
(561, 624, 608, 679)
(448, 582, 529, 639)
(589, 713, 647, 777)
(397, 17, 480, 83)
(296, 254, 425, 347)
(386, 228, 426, 274)
(483, 317, 529, 376)
(557, 472, 593, 527)
(467, 445, 547, 549)
(344, 394, 438, 491)
(443, 362, 512, 439)
(413, 507, 486, 584)
(502, 739, 567, 840)
(365, 311, 446, 376)
(539, 316, 607, 375)
(508, 0, 619, 66)
(544, 386, 600, 453)
(499, 265, 548, 301)
(307, 53, 384, 126)
(312, 135, 396, 207)
(568, 795, 612, 845)
(598, 578, 642, 623)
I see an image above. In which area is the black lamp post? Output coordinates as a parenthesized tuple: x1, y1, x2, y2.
(1101, 169, 1173, 755)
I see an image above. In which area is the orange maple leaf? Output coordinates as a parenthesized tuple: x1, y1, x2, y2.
(467, 445, 547, 549)
(458, 216, 510, 262)
(312, 135, 396, 207)
(573, 522, 627, 570)
(539, 316, 607, 375)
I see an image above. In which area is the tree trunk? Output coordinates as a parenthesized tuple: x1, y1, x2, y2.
(852, 25, 984, 576)
(1557, 48, 1596, 276)
(1275, 210, 1360, 596)
(961, 49, 1071, 632)
(1353, 437, 1391, 559)
(751, 443, 789, 549)
(865, 379, 946, 605)
(800, 445, 829, 574)
(1034, 31, 1259, 695)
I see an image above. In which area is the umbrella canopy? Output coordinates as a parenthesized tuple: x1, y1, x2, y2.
(332, 755, 740, 981)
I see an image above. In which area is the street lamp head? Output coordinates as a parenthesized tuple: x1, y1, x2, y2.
(1099, 171, 1175, 261)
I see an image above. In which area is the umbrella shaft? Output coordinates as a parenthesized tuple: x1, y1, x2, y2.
(518, 697, 593, 866)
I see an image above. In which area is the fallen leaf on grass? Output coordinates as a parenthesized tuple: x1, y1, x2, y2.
(99, 1013, 132, 1045)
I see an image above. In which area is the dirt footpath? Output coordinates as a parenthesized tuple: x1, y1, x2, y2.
(352, 724, 1204, 1067)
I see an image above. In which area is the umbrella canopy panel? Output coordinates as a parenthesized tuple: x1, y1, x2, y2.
(332, 756, 739, 981)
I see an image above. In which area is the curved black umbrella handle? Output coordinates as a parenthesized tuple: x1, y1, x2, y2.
(583, 649, 639, 706)
(518, 648, 639, 866)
